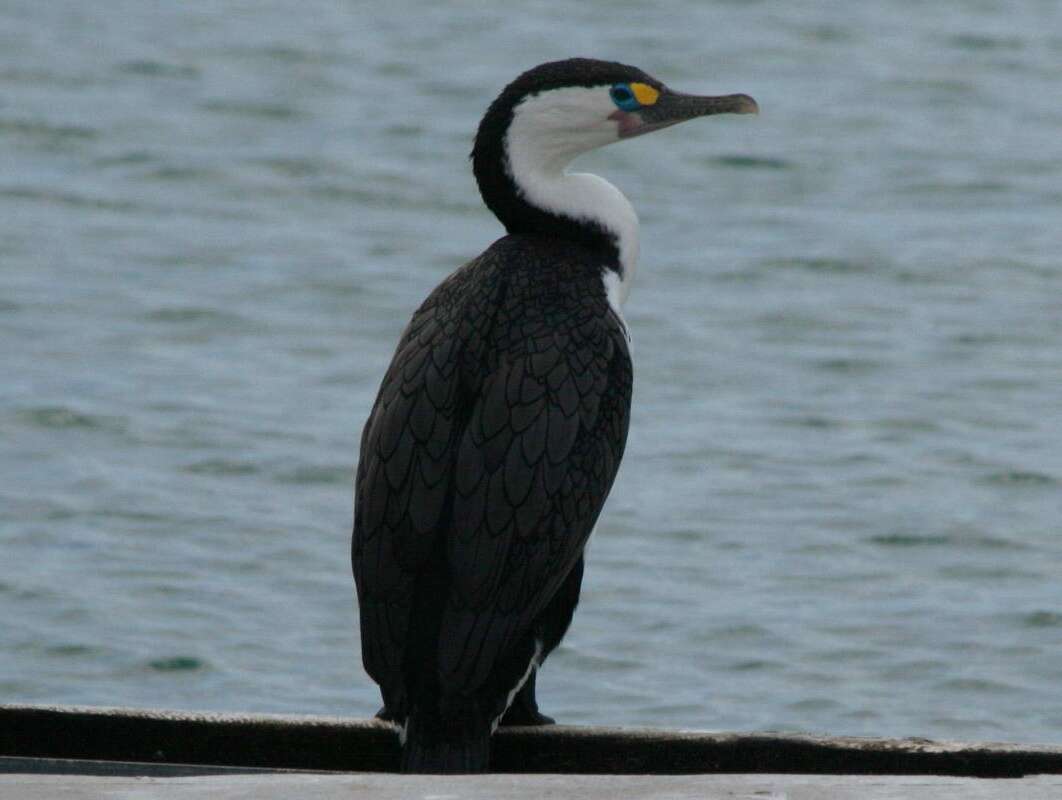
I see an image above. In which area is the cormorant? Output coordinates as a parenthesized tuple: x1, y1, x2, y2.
(353, 57, 756, 773)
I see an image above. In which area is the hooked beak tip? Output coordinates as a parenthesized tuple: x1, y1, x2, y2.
(731, 94, 759, 115)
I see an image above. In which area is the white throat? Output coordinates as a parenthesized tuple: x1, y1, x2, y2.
(504, 87, 640, 309)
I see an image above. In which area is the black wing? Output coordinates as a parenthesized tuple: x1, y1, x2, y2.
(354, 239, 632, 703)
(353, 258, 499, 695)
(437, 311, 631, 693)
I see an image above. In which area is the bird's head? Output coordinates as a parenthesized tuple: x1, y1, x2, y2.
(474, 58, 757, 174)
(471, 58, 757, 251)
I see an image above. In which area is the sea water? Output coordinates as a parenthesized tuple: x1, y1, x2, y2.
(2, 0, 1061, 744)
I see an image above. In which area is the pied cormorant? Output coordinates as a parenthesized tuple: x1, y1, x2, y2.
(352, 57, 757, 773)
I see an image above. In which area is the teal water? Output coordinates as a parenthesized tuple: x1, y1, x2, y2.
(2, 1, 1061, 744)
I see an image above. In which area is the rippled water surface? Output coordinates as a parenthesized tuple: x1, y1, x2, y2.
(3, 1, 1062, 744)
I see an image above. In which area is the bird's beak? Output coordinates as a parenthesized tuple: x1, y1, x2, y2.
(612, 90, 758, 139)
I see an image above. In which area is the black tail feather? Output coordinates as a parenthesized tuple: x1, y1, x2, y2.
(401, 715, 490, 773)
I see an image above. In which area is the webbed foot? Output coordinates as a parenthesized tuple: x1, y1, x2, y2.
(498, 671, 555, 727)
(375, 706, 399, 724)
(498, 703, 555, 726)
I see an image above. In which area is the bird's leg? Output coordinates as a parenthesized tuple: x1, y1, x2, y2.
(375, 706, 399, 723)
(497, 670, 555, 726)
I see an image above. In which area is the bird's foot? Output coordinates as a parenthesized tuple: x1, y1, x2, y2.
(497, 701, 555, 727)
(375, 706, 400, 724)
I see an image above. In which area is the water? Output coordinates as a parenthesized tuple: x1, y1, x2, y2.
(2, 0, 1061, 745)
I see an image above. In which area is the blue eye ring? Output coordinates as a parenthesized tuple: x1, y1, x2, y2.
(610, 83, 640, 111)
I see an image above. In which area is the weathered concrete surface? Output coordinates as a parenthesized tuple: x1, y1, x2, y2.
(4, 772, 1062, 799)
(4, 703, 1062, 777)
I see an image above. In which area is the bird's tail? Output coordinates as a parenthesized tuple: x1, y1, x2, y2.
(400, 713, 490, 774)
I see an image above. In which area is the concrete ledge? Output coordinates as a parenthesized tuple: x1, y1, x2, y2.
(7, 772, 1062, 800)
(4, 703, 1062, 777)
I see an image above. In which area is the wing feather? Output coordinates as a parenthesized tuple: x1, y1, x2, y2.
(354, 237, 632, 710)
(353, 257, 502, 692)
(438, 315, 630, 693)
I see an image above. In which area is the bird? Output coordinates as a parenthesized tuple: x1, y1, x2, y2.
(352, 57, 757, 773)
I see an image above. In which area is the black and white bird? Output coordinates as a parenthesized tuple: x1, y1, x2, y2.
(352, 58, 756, 773)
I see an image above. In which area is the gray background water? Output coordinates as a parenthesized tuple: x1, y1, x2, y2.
(2, 0, 1061, 745)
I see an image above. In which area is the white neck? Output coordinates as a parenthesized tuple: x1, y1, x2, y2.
(504, 88, 640, 308)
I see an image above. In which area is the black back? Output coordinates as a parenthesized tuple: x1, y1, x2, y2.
(352, 234, 632, 723)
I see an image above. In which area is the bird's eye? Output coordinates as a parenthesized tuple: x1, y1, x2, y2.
(610, 83, 640, 111)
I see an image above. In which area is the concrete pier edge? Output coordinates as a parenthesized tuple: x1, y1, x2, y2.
(3, 703, 1062, 777)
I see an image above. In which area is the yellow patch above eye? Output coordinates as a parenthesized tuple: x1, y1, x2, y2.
(630, 82, 660, 106)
